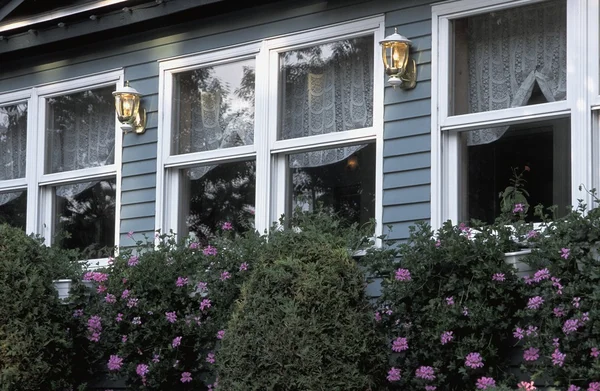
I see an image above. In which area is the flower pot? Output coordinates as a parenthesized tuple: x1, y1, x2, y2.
(53, 279, 73, 300)
(504, 249, 533, 278)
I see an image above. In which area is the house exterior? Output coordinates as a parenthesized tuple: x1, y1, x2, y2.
(0, 0, 594, 263)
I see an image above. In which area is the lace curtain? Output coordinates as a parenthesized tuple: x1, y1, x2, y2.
(466, 0, 567, 145)
(46, 87, 115, 199)
(0, 103, 27, 206)
(281, 37, 373, 168)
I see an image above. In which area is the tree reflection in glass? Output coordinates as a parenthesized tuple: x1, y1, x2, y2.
(173, 60, 256, 155)
(180, 160, 256, 245)
(289, 143, 376, 226)
(54, 179, 116, 258)
(0, 191, 26, 229)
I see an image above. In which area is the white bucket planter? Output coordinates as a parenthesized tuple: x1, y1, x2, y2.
(53, 279, 73, 300)
(504, 249, 533, 278)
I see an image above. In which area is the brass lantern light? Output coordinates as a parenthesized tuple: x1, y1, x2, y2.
(379, 28, 417, 90)
(113, 81, 146, 134)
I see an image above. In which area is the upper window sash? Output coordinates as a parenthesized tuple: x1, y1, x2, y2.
(266, 17, 384, 152)
(159, 43, 262, 165)
(35, 71, 122, 184)
(434, 0, 570, 127)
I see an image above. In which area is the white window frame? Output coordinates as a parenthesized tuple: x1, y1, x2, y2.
(431, 0, 594, 228)
(0, 70, 124, 265)
(157, 16, 385, 239)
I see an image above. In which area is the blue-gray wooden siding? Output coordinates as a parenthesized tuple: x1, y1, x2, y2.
(0, 0, 433, 246)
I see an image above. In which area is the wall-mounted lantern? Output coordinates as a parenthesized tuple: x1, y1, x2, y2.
(113, 81, 146, 134)
(379, 28, 417, 90)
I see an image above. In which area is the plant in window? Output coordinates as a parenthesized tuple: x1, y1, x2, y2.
(499, 166, 531, 220)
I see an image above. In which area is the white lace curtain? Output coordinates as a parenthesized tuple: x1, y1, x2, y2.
(0, 104, 27, 206)
(466, 0, 566, 145)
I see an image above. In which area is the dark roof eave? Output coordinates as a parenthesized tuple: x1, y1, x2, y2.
(0, 0, 224, 54)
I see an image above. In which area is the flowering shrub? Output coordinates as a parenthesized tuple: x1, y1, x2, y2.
(512, 199, 600, 389)
(74, 225, 262, 390)
(366, 221, 526, 389)
(217, 211, 388, 390)
(0, 223, 84, 390)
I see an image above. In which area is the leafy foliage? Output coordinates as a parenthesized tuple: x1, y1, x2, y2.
(0, 224, 83, 391)
(217, 211, 388, 391)
(366, 221, 526, 390)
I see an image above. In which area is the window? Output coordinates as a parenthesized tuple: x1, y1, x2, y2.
(158, 17, 384, 240)
(431, 0, 592, 227)
(0, 71, 122, 260)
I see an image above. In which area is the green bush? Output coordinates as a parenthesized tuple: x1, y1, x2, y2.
(217, 212, 388, 391)
(74, 227, 263, 390)
(0, 223, 83, 391)
(366, 221, 526, 390)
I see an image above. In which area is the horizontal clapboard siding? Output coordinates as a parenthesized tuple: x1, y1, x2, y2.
(0, 0, 436, 248)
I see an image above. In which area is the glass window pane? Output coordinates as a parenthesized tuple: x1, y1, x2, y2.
(466, 118, 570, 223)
(0, 102, 27, 181)
(288, 143, 375, 225)
(452, 0, 566, 115)
(179, 160, 255, 243)
(54, 179, 116, 257)
(0, 190, 26, 229)
(279, 35, 374, 140)
(172, 59, 256, 155)
(45, 86, 116, 174)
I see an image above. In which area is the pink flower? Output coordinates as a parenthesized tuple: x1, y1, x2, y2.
(374, 311, 382, 322)
(589, 383, 600, 391)
(121, 289, 130, 299)
(523, 347, 539, 361)
(172, 336, 182, 348)
(127, 298, 138, 308)
(463, 306, 469, 316)
(165, 311, 177, 323)
(105, 293, 116, 304)
(128, 256, 139, 267)
(206, 352, 215, 363)
(73, 309, 84, 318)
(116, 313, 123, 322)
(197, 282, 208, 292)
(583, 312, 590, 322)
(526, 325, 538, 337)
(387, 367, 401, 382)
(189, 242, 199, 249)
(527, 296, 544, 310)
(121, 335, 127, 343)
(176, 277, 188, 287)
(107, 355, 123, 371)
(435, 240, 441, 247)
(96, 285, 107, 293)
(203, 245, 217, 256)
(222, 221, 233, 230)
(180, 372, 192, 383)
(573, 297, 581, 308)
(446, 297, 454, 306)
(220, 271, 231, 281)
(568, 386, 581, 391)
(492, 273, 505, 282)
(217, 330, 225, 339)
(533, 268, 550, 282)
(465, 352, 484, 369)
(553, 338, 560, 348)
(591, 347, 599, 358)
(513, 327, 524, 340)
(552, 348, 566, 366)
(526, 230, 538, 239)
(392, 337, 408, 352)
(152, 354, 160, 363)
(394, 268, 411, 281)
(560, 248, 570, 259)
(200, 298, 211, 311)
(554, 307, 565, 317)
(239, 262, 248, 271)
(477, 377, 497, 389)
(440, 331, 454, 345)
(513, 203, 524, 213)
(415, 366, 435, 380)
(136, 364, 149, 377)
(517, 381, 536, 391)
(563, 319, 580, 334)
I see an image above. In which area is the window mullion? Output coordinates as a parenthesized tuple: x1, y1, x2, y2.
(254, 41, 271, 234)
(25, 89, 39, 235)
